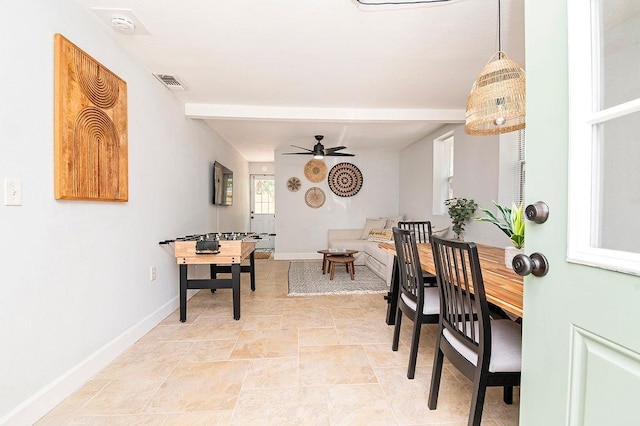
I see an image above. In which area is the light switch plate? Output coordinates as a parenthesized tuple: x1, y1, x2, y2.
(4, 179, 22, 206)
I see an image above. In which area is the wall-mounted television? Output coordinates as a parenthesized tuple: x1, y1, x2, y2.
(212, 161, 233, 206)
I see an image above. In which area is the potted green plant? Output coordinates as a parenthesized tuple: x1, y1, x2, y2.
(476, 201, 525, 267)
(444, 198, 478, 240)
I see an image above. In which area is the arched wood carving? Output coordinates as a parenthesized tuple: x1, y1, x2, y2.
(54, 34, 128, 201)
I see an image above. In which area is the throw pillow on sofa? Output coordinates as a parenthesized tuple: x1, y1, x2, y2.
(384, 215, 404, 229)
(361, 218, 387, 239)
(366, 228, 394, 242)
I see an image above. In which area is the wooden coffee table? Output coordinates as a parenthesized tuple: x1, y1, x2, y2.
(326, 255, 356, 280)
(317, 249, 359, 278)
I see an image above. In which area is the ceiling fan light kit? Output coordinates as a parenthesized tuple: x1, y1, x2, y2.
(313, 138, 324, 159)
(465, 0, 526, 136)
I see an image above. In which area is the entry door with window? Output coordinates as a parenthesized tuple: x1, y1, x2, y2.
(521, 1, 640, 424)
(250, 175, 275, 248)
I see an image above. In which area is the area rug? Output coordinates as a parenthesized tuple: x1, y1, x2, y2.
(288, 260, 387, 296)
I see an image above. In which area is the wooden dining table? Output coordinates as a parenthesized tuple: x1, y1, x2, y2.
(379, 242, 524, 324)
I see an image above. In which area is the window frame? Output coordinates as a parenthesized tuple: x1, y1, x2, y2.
(566, 0, 640, 276)
(432, 131, 454, 215)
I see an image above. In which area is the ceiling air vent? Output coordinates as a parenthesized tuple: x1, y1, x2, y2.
(153, 74, 186, 91)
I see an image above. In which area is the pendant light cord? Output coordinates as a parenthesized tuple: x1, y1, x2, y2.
(498, 0, 502, 58)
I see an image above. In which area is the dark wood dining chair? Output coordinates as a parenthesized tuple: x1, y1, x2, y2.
(391, 227, 440, 379)
(428, 235, 522, 426)
(398, 221, 437, 287)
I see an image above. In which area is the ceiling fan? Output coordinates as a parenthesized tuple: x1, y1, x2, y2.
(282, 135, 355, 159)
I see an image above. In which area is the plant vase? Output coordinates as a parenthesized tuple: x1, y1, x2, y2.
(504, 246, 524, 269)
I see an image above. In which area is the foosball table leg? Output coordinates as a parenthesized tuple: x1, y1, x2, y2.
(232, 263, 241, 320)
(179, 264, 187, 322)
(210, 264, 217, 293)
(250, 251, 256, 291)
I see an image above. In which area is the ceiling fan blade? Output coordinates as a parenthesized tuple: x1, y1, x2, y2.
(290, 144, 313, 152)
(325, 146, 347, 153)
(281, 137, 354, 157)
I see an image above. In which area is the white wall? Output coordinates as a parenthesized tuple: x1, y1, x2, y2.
(0, 1, 249, 423)
(273, 124, 520, 258)
(274, 149, 400, 258)
(399, 124, 517, 247)
(248, 162, 275, 175)
(398, 125, 452, 232)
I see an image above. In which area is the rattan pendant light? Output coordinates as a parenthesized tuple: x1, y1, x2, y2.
(465, 0, 525, 135)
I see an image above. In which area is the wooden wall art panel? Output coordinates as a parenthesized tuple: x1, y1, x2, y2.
(54, 33, 128, 201)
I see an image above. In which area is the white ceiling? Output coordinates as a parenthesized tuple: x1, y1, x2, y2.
(76, 0, 525, 162)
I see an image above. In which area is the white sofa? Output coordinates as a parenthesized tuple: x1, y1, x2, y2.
(327, 228, 395, 286)
(327, 217, 400, 286)
(327, 218, 450, 287)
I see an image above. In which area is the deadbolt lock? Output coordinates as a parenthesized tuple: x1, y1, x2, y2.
(525, 201, 549, 224)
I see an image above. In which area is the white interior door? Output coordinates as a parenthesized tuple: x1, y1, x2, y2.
(521, 1, 640, 424)
(250, 175, 275, 249)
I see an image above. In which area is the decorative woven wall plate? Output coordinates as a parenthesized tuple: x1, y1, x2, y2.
(304, 187, 325, 208)
(287, 177, 301, 192)
(304, 159, 327, 183)
(328, 162, 363, 197)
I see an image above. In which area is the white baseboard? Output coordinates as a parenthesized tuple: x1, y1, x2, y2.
(1, 297, 181, 426)
(274, 252, 323, 261)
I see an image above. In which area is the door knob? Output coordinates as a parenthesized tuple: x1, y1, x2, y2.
(525, 201, 549, 224)
(512, 253, 549, 277)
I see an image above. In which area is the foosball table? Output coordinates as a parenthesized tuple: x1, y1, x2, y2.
(159, 232, 258, 321)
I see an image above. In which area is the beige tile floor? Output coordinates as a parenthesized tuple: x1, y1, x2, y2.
(38, 258, 519, 425)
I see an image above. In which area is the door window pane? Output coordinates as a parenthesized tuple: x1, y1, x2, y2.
(598, 0, 640, 110)
(253, 178, 275, 214)
(596, 111, 640, 252)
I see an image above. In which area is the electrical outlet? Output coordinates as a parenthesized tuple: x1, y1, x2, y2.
(150, 266, 157, 281)
(4, 179, 22, 206)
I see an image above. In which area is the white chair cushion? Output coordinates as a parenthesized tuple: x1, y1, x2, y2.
(400, 286, 439, 315)
(442, 319, 521, 373)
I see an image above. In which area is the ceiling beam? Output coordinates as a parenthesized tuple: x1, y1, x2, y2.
(185, 103, 465, 123)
